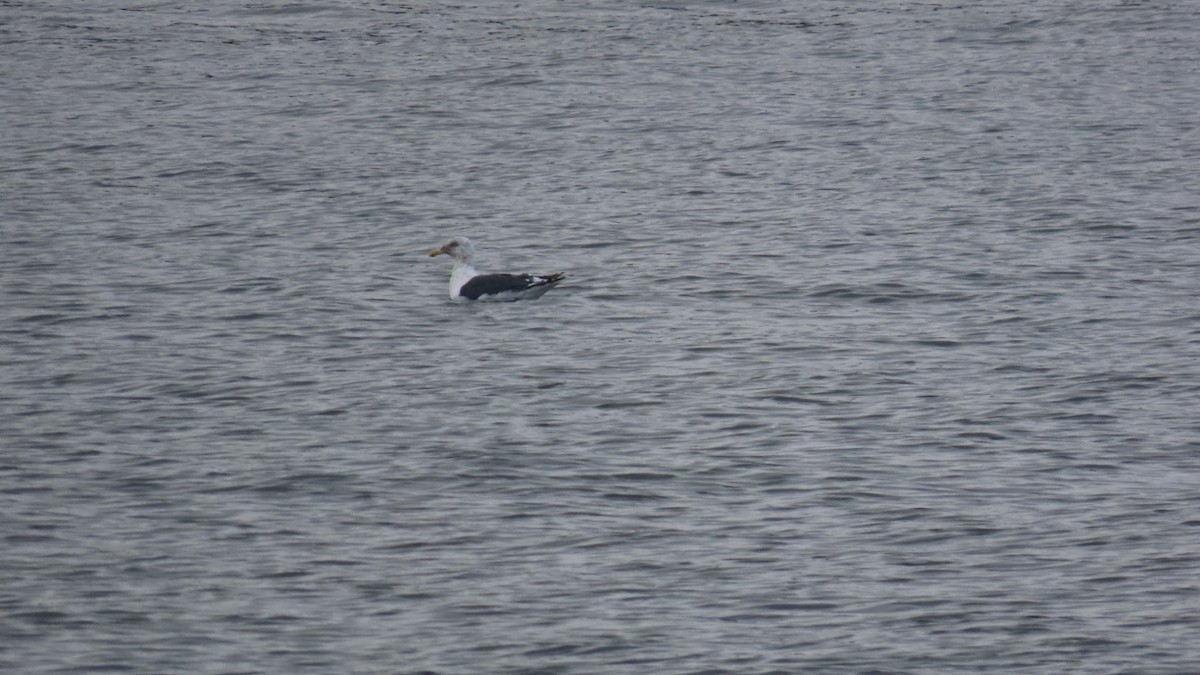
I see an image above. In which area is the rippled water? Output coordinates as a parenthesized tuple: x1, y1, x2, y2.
(4, 1, 1200, 672)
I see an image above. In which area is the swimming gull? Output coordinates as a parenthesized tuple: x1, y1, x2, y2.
(428, 236, 565, 302)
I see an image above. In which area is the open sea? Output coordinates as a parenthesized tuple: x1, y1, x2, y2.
(3, 1, 1199, 673)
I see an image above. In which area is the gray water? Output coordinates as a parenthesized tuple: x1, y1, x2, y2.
(3, 1, 1200, 673)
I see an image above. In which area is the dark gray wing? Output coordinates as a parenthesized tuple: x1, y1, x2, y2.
(458, 272, 565, 300)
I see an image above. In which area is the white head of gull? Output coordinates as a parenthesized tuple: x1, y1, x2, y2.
(428, 236, 565, 302)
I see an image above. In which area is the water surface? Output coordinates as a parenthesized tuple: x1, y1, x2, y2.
(3, 1, 1199, 672)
